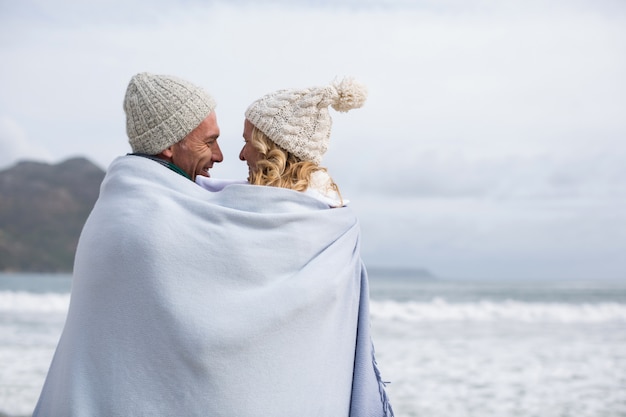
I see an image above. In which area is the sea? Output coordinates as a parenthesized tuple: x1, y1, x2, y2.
(1, 272, 625, 417)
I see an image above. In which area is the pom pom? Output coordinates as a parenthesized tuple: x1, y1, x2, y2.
(330, 77, 368, 112)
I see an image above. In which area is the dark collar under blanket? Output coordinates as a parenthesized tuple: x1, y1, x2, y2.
(128, 153, 191, 180)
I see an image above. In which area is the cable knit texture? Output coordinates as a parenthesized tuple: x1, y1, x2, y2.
(124, 72, 216, 155)
(245, 78, 367, 164)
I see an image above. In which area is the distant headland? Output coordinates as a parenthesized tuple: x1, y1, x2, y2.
(0, 157, 105, 272)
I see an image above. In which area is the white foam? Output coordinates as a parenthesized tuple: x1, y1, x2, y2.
(0, 291, 70, 314)
(370, 298, 626, 323)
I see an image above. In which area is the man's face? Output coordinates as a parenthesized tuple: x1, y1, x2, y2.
(239, 119, 261, 181)
(169, 112, 222, 180)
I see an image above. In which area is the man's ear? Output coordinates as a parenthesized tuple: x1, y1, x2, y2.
(158, 147, 174, 160)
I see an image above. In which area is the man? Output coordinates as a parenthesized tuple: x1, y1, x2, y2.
(124, 72, 223, 180)
(32, 72, 227, 416)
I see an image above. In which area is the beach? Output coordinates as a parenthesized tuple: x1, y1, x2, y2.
(1, 272, 626, 416)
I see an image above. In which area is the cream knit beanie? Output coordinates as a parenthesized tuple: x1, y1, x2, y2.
(245, 78, 367, 164)
(124, 72, 216, 155)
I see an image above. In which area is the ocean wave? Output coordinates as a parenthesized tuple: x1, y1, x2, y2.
(0, 291, 70, 313)
(370, 298, 626, 323)
(3, 291, 626, 322)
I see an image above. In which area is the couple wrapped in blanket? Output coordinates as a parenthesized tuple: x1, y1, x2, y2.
(33, 73, 394, 417)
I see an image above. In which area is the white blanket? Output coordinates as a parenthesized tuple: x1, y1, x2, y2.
(33, 155, 393, 417)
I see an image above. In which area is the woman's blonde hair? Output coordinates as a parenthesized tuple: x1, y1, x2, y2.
(248, 125, 342, 200)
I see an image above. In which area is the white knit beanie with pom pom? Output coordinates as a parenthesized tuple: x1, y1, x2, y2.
(245, 78, 367, 164)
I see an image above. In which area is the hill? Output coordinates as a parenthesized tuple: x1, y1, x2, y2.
(0, 158, 105, 272)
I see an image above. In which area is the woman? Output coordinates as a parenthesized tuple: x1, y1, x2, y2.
(199, 78, 393, 416)
(238, 78, 366, 207)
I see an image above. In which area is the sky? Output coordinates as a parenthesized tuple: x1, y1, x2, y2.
(1, 0, 625, 280)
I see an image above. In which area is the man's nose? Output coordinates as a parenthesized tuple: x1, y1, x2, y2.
(212, 143, 224, 162)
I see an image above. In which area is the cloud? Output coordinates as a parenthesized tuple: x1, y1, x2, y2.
(1, 0, 625, 278)
(349, 147, 626, 201)
(354, 193, 626, 279)
(0, 116, 53, 169)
